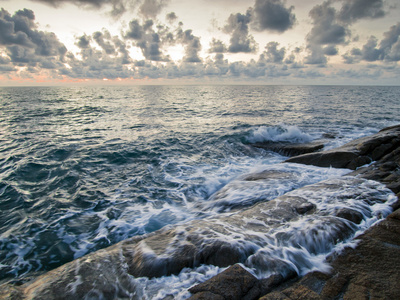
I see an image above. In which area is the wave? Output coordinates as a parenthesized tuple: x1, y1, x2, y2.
(247, 124, 314, 144)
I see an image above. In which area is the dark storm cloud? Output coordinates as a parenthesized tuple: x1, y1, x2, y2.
(224, 11, 257, 53)
(338, 0, 386, 24)
(251, 0, 296, 33)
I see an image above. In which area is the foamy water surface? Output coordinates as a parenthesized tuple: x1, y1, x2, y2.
(0, 86, 399, 295)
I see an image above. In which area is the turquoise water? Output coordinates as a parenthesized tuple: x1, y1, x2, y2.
(0, 85, 399, 282)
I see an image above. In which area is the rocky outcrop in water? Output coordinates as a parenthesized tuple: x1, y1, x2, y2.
(285, 124, 400, 170)
(189, 124, 400, 299)
(1, 125, 399, 300)
(251, 140, 326, 157)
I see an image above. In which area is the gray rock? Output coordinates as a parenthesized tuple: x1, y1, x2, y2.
(2, 124, 400, 300)
(251, 140, 326, 157)
(285, 124, 400, 170)
(188, 264, 259, 300)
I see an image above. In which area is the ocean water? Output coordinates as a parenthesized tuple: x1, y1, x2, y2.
(0, 85, 399, 294)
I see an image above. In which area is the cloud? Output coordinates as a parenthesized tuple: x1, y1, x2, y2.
(208, 38, 227, 53)
(166, 12, 177, 23)
(342, 23, 400, 63)
(307, 1, 348, 46)
(361, 36, 382, 61)
(31, 0, 134, 17)
(0, 8, 67, 69)
(177, 29, 202, 62)
(323, 45, 338, 56)
(76, 34, 91, 49)
(124, 18, 170, 61)
(125, 19, 145, 40)
(304, 45, 328, 65)
(139, 0, 169, 19)
(251, 0, 296, 33)
(338, 0, 386, 24)
(304, 1, 350, 66)
(31, 0, 169, 18)
(93, 30, 116, 54)
(62, 35, 134, 79)
(304, 0, 389, 66)
(380, 23, 400, 61)
(224, 11, 257, 53)
(263, 41, 286, 63)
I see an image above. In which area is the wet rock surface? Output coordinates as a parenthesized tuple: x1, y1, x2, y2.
(1, 125, 399, 300)
(251, 140, 326, 157)
(1, 176, 390, 299)
(189, 124, 400, 300)
(285, 124, 400, 170)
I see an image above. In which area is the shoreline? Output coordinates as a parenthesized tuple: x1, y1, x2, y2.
(189, 124, 400, 299)
(1, 125, 400, 299)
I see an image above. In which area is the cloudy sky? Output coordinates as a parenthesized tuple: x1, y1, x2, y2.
(0, 0, 399, 85)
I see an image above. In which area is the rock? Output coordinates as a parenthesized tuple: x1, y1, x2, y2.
(1, 176, 386, 299)
(262, 206, 400, 299)
(251, 140, 326, 157)
(259, 273, 296, 295)
(286, 150, 370, 169)
(285, 124, 400, 170)
(2, 124, 400, 300)
(334, 208, 364, 224)
(189, 291, 225, 300)
(294, 202, 316, 215)
(188, 264, 260, 300)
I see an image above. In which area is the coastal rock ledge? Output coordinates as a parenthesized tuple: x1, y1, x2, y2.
(1, 125, 400, 300)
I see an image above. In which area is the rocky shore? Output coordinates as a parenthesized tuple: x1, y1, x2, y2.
(189, 124, 400, 300)
(1, 125, 399, 300)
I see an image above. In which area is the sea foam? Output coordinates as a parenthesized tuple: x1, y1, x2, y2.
(247, 124, 314, 144)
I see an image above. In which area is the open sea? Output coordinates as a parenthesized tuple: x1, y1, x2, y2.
(1, 85, 400, 297)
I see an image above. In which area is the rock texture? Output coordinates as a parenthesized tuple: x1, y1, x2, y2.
(189, 124, 400, 300)
(251, 140, 326, 157)
(285, 124, 400, 170)
(259, 208, 400, 300)
(1, 125, 399, 300)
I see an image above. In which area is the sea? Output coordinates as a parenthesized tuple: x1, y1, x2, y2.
(0, 85, 399, 298)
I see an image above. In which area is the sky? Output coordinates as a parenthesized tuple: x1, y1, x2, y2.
(0, 0, 399, 85)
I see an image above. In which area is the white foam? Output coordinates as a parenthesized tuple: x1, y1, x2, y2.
(133, 265, 223, 300)
(204, 163, 350, 212)
(119, 176, 396, 299)
(247, 124, 314, 144)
